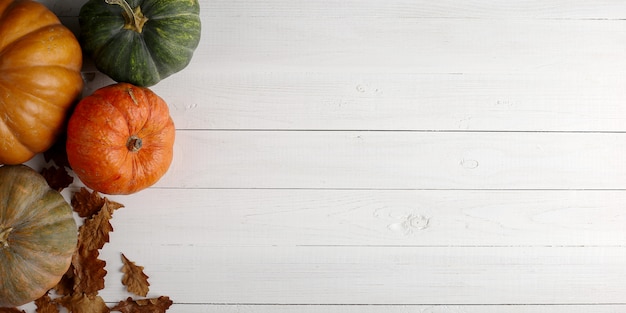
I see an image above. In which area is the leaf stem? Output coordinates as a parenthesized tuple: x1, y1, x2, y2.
(105, 0, 149, 33)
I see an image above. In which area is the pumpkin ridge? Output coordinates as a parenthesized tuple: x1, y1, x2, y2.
(0, 70, 77, 112)
(143, 24, 197, 53)
(0, 24, 60, 50)
(0, 244, 59, 307)
(0, 250, 30, 306)
(0, 0, 60, 23)
(93, 31, 162, 86)
(10, 230, 75, 267)
(9, 193, 73, 233)
(0, 1, 60, 52)
(0, 64, 84, 77)
(0, 166, 49, 223)
(101, 85, 150, 135)
(0, 130, 31, 164)
(4, 243, 63, 294)
(0, 116, 57, 159)
(0, 88, 57, 153)
(138, 34, 162, 83)
(0, 24, 82, 70)
(90, 27, 127, 63)
(9, 236, 72, 271)
(0, 106, 25, 143)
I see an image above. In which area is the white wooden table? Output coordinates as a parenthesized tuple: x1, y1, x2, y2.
(26, 0, 626, 312)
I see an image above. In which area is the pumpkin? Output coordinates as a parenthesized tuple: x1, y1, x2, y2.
(0, 164, 78, 308)
(78, 0, 201, 87)
(66, 83, 175, 195)
(0, 0, 84, 165)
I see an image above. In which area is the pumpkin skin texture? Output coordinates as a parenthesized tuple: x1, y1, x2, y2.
(0, 164, 78, 308)
(78, 0, 201, 87)
(0, 0, 84, 165)
(66, 83, 175, 195)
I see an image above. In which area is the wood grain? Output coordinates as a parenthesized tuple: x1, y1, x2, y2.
(95, 245, 626, 304)
(155, 130, 626, 190)
(151, 72, 626, 132)
(186, 18, 626, 74)
(100, 188, 626, 247)
(170, 305, 626, 313)
(42, 0, 626, 19)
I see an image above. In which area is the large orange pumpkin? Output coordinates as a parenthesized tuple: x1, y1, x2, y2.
(66, 83, 175, 195)
(0, 164, 77, 308)
(0, 0, 84, 165)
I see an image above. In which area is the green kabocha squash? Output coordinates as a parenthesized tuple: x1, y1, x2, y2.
(0, 165, 77, 308)
(79, 0, 201, 87)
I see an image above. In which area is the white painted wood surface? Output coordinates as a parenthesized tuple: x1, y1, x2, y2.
(20, 0, 626, 312)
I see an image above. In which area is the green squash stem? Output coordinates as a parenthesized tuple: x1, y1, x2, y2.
(0, 227, 13, 248)
(105, 0, 149, 33)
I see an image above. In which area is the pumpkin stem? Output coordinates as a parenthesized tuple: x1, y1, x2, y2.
(0, 227, 12, 248)
(127, 135, 143, 152)
(105, 0, 149, 33)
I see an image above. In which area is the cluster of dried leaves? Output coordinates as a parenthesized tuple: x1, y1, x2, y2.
(1, 145, 172, 313)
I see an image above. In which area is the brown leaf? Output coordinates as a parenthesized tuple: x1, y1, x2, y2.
(79, 202, 115, 251)
(40, 165, 74, 192)
(34, 293, 59, 313)
(57, 293, 110, 313)
(72, 249, 107, 295)
(68, 189, 124, 296)
(121, 254, 150, 297)
(111, 296, 173, 313)
(71, 188, 125, 218)
(71, 188, 104, 218)
(0, 308, 25, 313)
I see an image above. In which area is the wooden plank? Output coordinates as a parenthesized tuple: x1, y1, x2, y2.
(146, 71, 626, 132)
(167, 305, 626, 313)
(41, 0, 626, 19)
(188, 18, 626, 74)
(149, 131, 626, 190)
(95, 245, 626, 304)
(97, 188, 626, 247)
(199, 1, 626, 19)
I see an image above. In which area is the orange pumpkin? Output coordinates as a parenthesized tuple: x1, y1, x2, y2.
(66, 83, 175, 195)
(0, 0, 84, 165)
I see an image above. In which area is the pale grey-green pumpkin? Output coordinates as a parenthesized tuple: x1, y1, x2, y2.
(0, 165, 77, 308)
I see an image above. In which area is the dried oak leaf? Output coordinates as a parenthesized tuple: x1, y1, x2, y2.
(34, 293, 59, 313)
(79, 201, 115, 251)
(111, 296, 173, 313)
(71, 188, 105, 218)
(67, 188, 124, 296)
(72, 187, 123, 218)
(0, 308, 25, 313)
(71, 248, 107, 296)
(121, 254, 150, 297)
(57, 293, 110, 313)
(40, 165, 74, 192)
